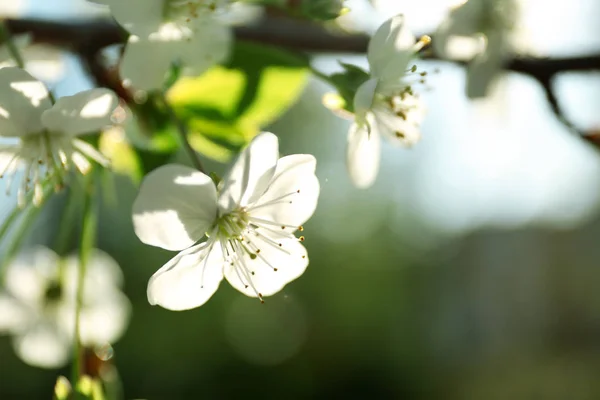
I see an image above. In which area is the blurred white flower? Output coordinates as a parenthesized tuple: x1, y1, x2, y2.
(434, 0, 518, 98)
(0, 247, 131, 369)
(92, 0, 233, 92)
(0, 34, 67, 83)
(132, 132, 320, 310)
(0, 1, 26, 18)
(347, 15, 428, 188)
(0, 67, 118, 206)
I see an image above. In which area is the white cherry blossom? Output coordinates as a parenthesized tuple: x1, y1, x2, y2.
(133, 132, 320, 311)
(435, 0, 518, 98)
(0, 67, 118, 206)
(347, 15, 429, 189)
(0, 247, 131, 369)
(91, 0, 233, 92)
(0, 34, 66, 83)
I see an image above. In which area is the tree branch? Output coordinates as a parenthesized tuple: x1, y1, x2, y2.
(6, 17, 600, 147)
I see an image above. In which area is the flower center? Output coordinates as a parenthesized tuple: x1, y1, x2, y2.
(44, 280, 63, 305)
(214, 208, 250, 240)
(164, 0, 229, 22)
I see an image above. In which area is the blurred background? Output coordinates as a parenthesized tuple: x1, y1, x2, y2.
(1, 0, 600, 398)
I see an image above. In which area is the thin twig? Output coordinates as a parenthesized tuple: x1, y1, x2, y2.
(159, 93, 206, 173)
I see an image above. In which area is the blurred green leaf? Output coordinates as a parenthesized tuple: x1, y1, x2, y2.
(126, 96, 179, 154)
(99, 130, 143, 184)
(301, 0, 346, 20)
(167, 41, 309, 162)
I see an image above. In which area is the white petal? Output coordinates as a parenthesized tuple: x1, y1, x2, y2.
(147, 241, 224, 311)
(41, 88, 118, 136)
(77, 291, 131, 345)
(248, 154, 320, 228)
(92, 0, 164, 37)
(367, 14, 416, 82)
(133, 164, 218, 251)
(0, 34, 31, 66)
(180, 20, 232, 78)
(0, 294, 30, 332)
(346, 121, 381, 189)
(466, 33, 505, 99)
(0, 67, 51, 137)
(4, 246, 60, 305)
(373, 106, 422, 146)
(13, 323, 70, 369)
(60, 249, 125, 301)
(120, 36, 177, 92)
(218, 132, 279, 213)
(224, 237, 308, 298)
(353, 78, 378, 116)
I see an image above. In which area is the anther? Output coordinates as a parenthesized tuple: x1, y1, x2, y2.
(296, 189, 300, 193)
(302, 255, 306, 259)
(274, 268, 278, 272)
(298, 226, 304, 231)
(250, 253, 257, 260)
(299, 236, 305, 242)
(256, 249, 261, 254)
(395, 131, 406, 138)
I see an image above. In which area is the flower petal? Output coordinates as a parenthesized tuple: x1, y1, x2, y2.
(466, 32, 505, 99)
(218, 132, 279, 213)
(12, 323, 70, 368)
(180, 20, 232, 78)
(0, 67, 51, 137)
(133, 164, 218, 251)
(346, 121, 381, 189)
(77, 291, 131, 345)
(41, 88, 118, 136)
(353, 78, 378, 117)
(4, 246, 60, 305)
(0, 294, 30, 332)
(120, 35, 182, 92)
(147, 241, 224, 310)
(90, 0, 164, 37)
(367, 14, 416, 82)
(373, 105, 422, 147)
(225, 235, 308, 298)
(248, 154, 320, 228)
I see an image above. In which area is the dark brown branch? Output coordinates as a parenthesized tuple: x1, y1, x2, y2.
(6, 17, 600, 147)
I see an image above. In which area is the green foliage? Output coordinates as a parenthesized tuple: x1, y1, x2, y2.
(253, 0, 346, 20)
(167, 41, 309, 162)
(300, 0, 347, 20)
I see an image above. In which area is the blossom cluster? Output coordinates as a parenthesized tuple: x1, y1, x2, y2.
(0, 0, 526, 377)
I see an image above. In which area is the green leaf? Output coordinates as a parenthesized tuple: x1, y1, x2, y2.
(327, 62, 370, 113)
(99, 130, 143, 184)
(301, 0, 346, 20)
(167, 41, 309, 162)
(126, 96, 179, 153)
